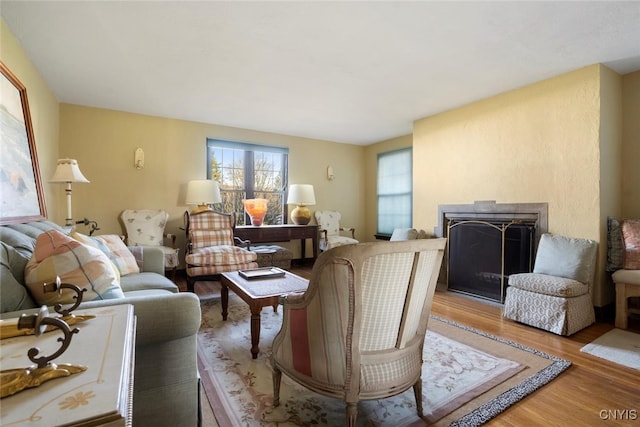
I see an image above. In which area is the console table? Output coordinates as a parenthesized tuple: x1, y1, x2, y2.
(235, 224, 319, 261)
(1, 304, 135, 427)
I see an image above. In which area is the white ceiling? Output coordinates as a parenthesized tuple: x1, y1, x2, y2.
(2, 1, 640, 145)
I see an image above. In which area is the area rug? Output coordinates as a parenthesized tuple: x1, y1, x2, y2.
(197, 296, 570, 426)
(580, 328, 640, 370)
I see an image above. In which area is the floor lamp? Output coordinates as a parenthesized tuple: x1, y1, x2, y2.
(50, 159, 90, 226)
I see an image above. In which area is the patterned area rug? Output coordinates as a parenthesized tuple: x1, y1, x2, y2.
(580, 328, 640, 370)
(198, 296, 570, 426)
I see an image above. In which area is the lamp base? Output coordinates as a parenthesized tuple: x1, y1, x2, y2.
(191, 204, 212, 214)
(290, 205, 311, 225)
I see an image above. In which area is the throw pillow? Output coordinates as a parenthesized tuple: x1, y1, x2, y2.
(70, 232, 121, 283)
(621, 219, 640, 270)
(606, 217, 625, 272)
(533, 233, 597, 284)
(24, 230, 124, 305)
(72, 232, 140, 276)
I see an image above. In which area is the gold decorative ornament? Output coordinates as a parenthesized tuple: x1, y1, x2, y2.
(1, 278, 94, 339)
(0, 280, 89, 398)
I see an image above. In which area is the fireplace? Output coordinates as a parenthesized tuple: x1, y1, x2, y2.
(435, 201, 548, 303)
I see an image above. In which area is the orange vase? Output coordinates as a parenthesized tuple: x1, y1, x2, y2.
(243, 199, 268, 226)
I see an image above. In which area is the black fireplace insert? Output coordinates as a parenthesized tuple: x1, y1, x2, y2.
(447, 219, 535, 302)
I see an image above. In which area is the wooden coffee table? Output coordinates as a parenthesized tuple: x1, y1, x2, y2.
(220, 270, 308, 359)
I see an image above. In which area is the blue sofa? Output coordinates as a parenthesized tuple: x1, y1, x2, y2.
(1, 220, 201, 426)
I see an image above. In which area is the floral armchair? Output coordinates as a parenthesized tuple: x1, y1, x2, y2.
(271, 238, 447, 426)
(183, 210, 258, 292)
(120, 209, 179, 279)
(314, 210, 358, 251)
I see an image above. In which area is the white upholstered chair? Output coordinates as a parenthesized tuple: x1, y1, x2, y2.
(271, 238, 447, 426)
(314, 210, 358, 251)
(120, 209, 179, 280)
(503, 233, 598, 336)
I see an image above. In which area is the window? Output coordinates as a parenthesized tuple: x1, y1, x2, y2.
(377, 148, 412, 235)
(206, 139, 288, 225)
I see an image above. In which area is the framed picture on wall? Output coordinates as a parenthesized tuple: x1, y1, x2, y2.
(0, 61, 47, 224)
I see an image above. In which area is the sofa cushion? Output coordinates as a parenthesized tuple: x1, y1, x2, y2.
(0, 226, 37, 260)
(509, 272, 589, 297)
(612, 268, 640, 286)
(120, 272, 178, 293)
(25, 230, 124, 305)
(6, 221, 66, 239)
(0, 242, 36, 312)
(185, 245, 257, 266)
(533, 234, 596, 284)
(621, 219, 640, 270)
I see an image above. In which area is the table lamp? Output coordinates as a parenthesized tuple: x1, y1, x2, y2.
(287, 184, 316, 225)
(186, 180, 222, 213)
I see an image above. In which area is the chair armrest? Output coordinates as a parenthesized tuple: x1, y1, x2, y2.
(340, 227, 356, 239)
(234, 236, 251, 248)
(279, 291, 306, 305)
(74, 293, 201, 345)
(319, 228, 329, 245)
(126, 293, 201, 345)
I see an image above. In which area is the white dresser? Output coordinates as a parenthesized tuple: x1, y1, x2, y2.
(1, 304, 135, 426)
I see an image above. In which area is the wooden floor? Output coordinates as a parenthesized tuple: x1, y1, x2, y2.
(177, 266, 640, 426)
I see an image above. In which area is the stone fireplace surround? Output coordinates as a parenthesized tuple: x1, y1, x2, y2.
(434, 201, 549, 301)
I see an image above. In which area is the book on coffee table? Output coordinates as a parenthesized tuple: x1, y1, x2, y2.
(239, 267, 287, 280)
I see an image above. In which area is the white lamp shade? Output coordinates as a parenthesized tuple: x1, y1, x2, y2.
(49, 159, 90, 183)
(186, 180, 222, 205)
(287, 184, 316, 205)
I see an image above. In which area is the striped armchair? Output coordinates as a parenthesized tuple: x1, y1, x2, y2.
(271, 238, 446, 426)
(184, 210, 258, 292)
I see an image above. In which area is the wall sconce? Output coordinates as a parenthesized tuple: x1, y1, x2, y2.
(134, 148, 144, 170)
(49, 159, 90, 227)
(327, 165, 335, 181)
(75, 218, 100, 236)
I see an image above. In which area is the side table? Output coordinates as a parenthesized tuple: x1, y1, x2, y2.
(1, 304, 136, 427)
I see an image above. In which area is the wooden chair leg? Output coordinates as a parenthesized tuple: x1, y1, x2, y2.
(615, 282, 628, 329)
(272, 366, 282, 407)
(346, 402, 357, 427)
(413, 378, 423, 416)
(187, 275, 196, 293)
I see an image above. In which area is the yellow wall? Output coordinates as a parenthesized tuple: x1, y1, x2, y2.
(59, 104, 365, 261)
(622, 71, 640, 217)
(598, 65, 623, 305)
(1, 19, 60, 220)
(363, 134, 412, 240)
(413, 65, 610, 304)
